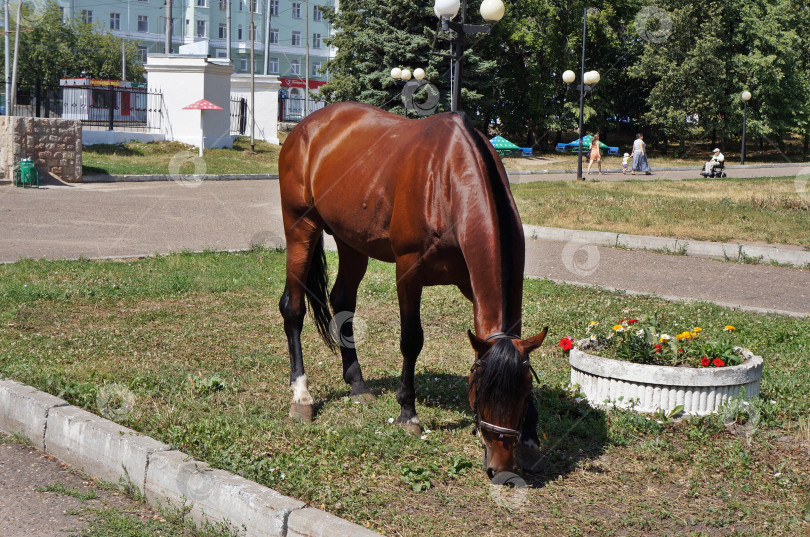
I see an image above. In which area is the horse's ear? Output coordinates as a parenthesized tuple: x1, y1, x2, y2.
(467, 330, 493, 356)
(515, 327, 549, 356)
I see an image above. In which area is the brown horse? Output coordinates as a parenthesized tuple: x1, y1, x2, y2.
(277, 102, 547, 477)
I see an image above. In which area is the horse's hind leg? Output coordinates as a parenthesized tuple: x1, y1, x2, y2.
(279, 222, 323, 421)
(330, 239, 374, 401)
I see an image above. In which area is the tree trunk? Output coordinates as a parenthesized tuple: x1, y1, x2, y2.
(663, 136, 669, 155)
(711, 129, 716, 149)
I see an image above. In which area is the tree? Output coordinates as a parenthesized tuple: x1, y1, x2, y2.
(629, 0, 806, 154)
(1, 2, 144, 89)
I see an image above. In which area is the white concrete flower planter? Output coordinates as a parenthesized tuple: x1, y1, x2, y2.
(569, 347, 763, 415)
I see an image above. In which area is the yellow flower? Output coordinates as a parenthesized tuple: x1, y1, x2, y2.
(589, 321, 598, 326)
(693, 327, 702, 334)
(676, 332, 692, 340)
(724, 325, 736, 331)
(659, 334, 671, 343)
(613, 324, 623, 331)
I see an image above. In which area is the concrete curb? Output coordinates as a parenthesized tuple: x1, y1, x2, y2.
(523, 225, 810, 268)
(82, 173, 279, 183)
(0, 378, 382, 537)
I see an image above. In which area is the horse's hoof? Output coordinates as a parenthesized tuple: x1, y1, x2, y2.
(351, 392, 376, 404)
(289, 403, 314, 422)
(515, 443, 543, 474)
(396, 421, 422, 435)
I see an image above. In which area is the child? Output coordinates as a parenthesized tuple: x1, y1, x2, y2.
(622, 153, 630, 175)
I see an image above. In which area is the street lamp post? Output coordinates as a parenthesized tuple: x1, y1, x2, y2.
(561, 8, 600, 181)
(740, 90, 752, 165)
(391, 67, 426, 117)
(562, 67, 600, 181)
(433, 0, 504, 112)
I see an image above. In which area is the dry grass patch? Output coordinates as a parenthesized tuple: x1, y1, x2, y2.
(511, 177, 810, 248)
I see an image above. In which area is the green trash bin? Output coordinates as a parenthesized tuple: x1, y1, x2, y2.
(15, 158, 39, 188)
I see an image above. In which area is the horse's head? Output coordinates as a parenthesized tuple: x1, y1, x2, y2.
(467, 328, 548, 478)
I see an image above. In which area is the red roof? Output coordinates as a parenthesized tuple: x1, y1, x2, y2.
(182, 99, 224, 111)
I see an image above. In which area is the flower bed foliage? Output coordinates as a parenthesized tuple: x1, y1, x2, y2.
(559, 318, 745, 368)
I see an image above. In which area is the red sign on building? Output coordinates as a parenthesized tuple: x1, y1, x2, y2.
(280, 77, 326, 90)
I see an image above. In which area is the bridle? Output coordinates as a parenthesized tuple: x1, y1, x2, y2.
(469, 332, 542, 447)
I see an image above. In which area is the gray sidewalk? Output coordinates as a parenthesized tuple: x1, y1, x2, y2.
(1, 180, 808, 316)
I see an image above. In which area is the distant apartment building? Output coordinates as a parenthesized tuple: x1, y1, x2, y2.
(57, 0, 334, 93)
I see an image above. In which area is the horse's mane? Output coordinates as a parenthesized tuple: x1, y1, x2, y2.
(453, 112, 519, 324)
(469, 339, 529, 422)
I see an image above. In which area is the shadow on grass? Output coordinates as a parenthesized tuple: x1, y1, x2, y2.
(83, 143, 143, 156)
(334, 369, 608, 485)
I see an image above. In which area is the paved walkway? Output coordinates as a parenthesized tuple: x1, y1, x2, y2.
(0, 435, 164, 537)
(1, 179, 808, 316)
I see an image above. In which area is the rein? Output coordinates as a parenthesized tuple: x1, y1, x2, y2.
(470, 332, 541, 446)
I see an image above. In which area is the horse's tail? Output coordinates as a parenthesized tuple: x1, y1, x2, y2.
(306, 234, 337, 353)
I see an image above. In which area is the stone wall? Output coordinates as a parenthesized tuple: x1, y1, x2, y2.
(0, 117, 82, 183)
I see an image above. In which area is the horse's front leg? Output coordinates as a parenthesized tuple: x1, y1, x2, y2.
(394, 259, 424, 435)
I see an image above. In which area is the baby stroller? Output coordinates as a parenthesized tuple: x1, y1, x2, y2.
(700, 161, 726, 178)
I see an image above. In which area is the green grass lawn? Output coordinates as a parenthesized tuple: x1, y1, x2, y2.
(82, 137, 281, 176)
(512, 177, 810, 248)
(1, 250, 808, 536)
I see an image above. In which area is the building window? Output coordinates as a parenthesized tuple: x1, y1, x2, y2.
(270, 0, 278, 16)
(292, 2, 301, 18)
(109, 13, 120, 30)
(218, 23, 226, 38)
(239, 56, 248, 71)
(291, 31, 300, 46)
(312, 61, 322, 76)
(290, 59, 300, 75)
(81, 10, 92, 24)
(219, 0, 226, 9)
(58, 6, 64, 20)
(237, 24, 242, 40)
(216, 49, 227, 58)
(137, 15, 148, 32)
(251, 0, 258, 12)
(138, 0, 148, 3)
(268, 56, 278, 73)
(313, 5, 322, 21)
(238, 0, 242, 11)
(137, 46, 148, 63)
(171, 18, 179, 34)
(196, 19, 206, 37)
(196, 0, 205, 6)
(312, 33, 321, 48)
(269, 28, 278, 44)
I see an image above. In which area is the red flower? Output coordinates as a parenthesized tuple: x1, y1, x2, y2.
(627, 319, 639, 325)
(701, 357, 710, 367)
(558, 337, 574, 352)
(712, 358, 725, 367)
(653, 344, 662, 353)
(678, 349, 684, 354)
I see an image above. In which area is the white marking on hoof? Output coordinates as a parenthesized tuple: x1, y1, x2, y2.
(406, 416, 420, 425)
(290, 375, 313, 405)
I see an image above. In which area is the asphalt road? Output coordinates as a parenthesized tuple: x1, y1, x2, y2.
(1, 178, 808, 316)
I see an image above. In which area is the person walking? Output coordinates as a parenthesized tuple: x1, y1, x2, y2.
(586, 134, 603, 175)
(631, 133, 652, 175)
(622, 152, 630, 175)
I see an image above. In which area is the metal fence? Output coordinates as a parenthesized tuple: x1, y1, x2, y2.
(278, 97, 325, 123)
(2, 82, 163, 132)
(230, 97, 247, 135)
